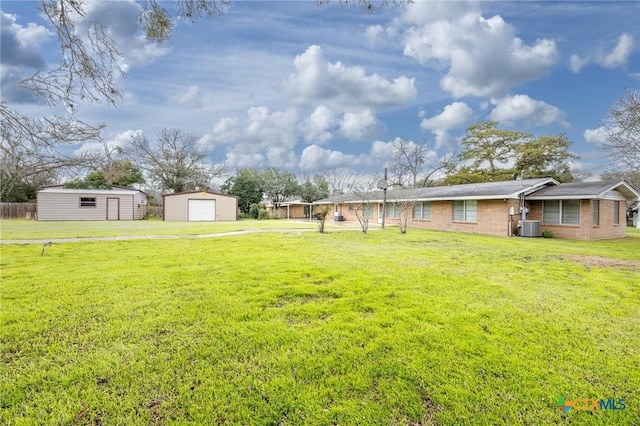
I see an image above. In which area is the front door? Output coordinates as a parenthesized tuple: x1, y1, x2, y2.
(107, 197, 119, 220)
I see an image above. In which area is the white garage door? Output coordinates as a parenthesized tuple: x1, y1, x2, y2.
(188, 199, 216, 221)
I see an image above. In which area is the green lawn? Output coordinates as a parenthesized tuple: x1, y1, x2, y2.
(0, 218, 323, 240)
(1, 226, 639, 424)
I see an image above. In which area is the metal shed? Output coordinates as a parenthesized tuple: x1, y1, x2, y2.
(37, 187, 147, 221)
(162, 191, 238, 221)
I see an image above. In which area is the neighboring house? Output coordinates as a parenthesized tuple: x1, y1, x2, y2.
(162, 191, 238, 221)
(37, 186, 147, 221)
(265, 198, 313, 219)
(314, 179, 640, 240)
(526, 180, 640, 239)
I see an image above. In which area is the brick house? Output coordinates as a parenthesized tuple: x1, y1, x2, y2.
(314, 179, 639, 240)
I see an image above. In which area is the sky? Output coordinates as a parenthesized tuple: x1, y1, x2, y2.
(2, 0, 639, 180)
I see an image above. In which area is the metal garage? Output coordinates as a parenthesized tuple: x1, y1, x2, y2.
(37, 186, 147, 221)
(162, 191, 238, 221)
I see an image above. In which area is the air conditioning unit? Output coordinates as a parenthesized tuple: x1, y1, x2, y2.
(520, 220, 541, 237)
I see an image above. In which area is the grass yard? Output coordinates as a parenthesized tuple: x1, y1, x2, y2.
(1, 225, 639, 425)
(0, 218, 322, 240)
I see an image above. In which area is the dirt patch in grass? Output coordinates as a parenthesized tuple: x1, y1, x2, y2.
(560, 254, 640, 271)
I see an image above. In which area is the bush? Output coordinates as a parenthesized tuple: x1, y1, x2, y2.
(248, 203, 262, 219)
(258, 209, 269, 220)
(542, 230, 553, 238)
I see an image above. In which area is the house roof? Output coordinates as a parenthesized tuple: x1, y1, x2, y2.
(38, 187, 145, 196)
(314, 178, 557, 204)
(526, 180, 640, 201)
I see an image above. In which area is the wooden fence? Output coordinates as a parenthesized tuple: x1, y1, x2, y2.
(1, 203, 38, 219)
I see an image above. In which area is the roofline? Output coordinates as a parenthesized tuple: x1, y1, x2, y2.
(527, 180, 640, 201)
(162, 190, 238, 199)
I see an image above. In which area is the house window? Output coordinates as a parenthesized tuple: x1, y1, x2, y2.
(386, 203, 401, 219)
(453, 200, 477, 222)
(543, 200, 580, 225)
(592, 200, 599, 226)
(614, 201, 620, 225)
(80, 197, 96, 207)
(413, 202, 431, 220)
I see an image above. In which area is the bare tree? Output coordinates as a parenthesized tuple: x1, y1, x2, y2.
(350, 177, 377, 233)
(324, 167, 359, 195)
(0, 106, 101, 201)
(316, 205, 331, 233)
(603, 89, 640, 171)
(396, 199, 415, 234)
(389, 138, 458, 188)
(126, 128, 227, 193)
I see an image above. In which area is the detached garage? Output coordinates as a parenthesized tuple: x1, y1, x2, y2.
(37, 187, 147, 221)
(162, 191, 238, 221)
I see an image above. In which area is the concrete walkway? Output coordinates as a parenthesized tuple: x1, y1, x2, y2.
(0, 223, 371, 245)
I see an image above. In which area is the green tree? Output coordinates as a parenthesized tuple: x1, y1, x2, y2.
(64, 160, 145, 189)
(446, 121, 578, 184)
(221, 168, 263, 214)
(299, 175, 330, 203)
(261, 168, 300, 210)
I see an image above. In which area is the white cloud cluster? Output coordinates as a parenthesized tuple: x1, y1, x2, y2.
(284, 45, 416, 109)
(399, 3, 558, 98)
(488, 95, 569, 128)
(200, 106, 299, 169)
(569, 33, 635, 73)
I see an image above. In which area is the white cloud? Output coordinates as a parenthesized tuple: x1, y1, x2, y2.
(339, 109, 383, 141)
(300, 105, 337, 145)
(0, 12, 51, 69)
(365, 25, 384, 43)
(284, 45, 416, 109)
(169, 85, 202, 108)
(489, 94, 569, 127)
(420, 102, 475, 131)
(584, 126, 608, 145)
(569, 33, 635, 73)
(78, 0, 171, 67)
(299, 144, 360, 170)
(401, 6, 558, 98)
(200, 106, 299, 169)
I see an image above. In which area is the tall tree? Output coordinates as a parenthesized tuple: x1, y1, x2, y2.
(389, 137, 458, 188)
(65, 160, 145, 189)
(126, 128, 227, 193)
(446, 121, 578, 184)
(261, 168, 300, 210)
(602, 89, 640, 171)
(299, 175, 330, 203)
(221, 168, 263, 214)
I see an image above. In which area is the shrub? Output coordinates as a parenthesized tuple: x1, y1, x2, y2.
(258, 209, 269, 220)
(542, 230, 553, 238)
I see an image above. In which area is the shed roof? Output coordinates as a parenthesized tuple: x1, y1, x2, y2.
(38, 187, 145, 196)
(314, 178, 556, 204)
(526, 180, 640, 201)
(162, 190, 238, 199)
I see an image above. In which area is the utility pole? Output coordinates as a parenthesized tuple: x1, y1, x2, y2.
(378, 167, 388, 229)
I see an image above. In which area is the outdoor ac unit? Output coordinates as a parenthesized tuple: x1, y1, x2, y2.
(520, 220, 541, 237)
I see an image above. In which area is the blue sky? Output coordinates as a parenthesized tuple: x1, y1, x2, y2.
(2, 0, 639, 179)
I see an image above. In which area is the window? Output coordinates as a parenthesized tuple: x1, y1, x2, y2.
(543, 200, 580, 225)
(614, 201, 620, 225)
(80, 197, 96, 207)
(592, 200, 599, 226)
(413, 202, 431, 220)
(452, 200, 477, 222)
(363, 204, 374, 218)
(386, 203, 401, 219)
